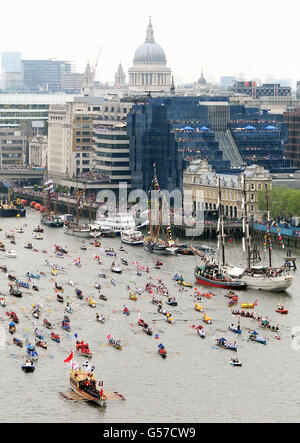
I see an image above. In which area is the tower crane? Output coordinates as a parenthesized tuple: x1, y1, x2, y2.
(91, 47, 102, 82)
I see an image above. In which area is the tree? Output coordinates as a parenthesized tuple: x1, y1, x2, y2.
(258, 186, 300, 219)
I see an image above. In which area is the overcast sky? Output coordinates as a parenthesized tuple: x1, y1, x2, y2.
(1, 0, 300, 85)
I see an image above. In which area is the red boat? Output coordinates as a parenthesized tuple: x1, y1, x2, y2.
(76, 341, 92, 358)
(51, 332, 60, 343)
(276, 306, 288, 315)
(6, 311, 19, 323)
(194, 266, 246, 290)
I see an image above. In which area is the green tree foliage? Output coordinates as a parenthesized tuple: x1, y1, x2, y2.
(258, 186, 300, 218)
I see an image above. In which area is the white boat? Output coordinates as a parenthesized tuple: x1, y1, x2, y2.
(121, 230, 144, 246)
(6, 249, 17, 258)
(63, 222, 101, 238)
(110, 262, 122, 274)
(14, 227, 24, 233)
(240, 269, 293, 292)
(33, 234, 43, 240)
(94, 212, 136, 236)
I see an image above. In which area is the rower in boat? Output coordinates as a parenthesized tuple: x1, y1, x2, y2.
(276, 304, 288, 314)
(35, 339, 48, 349)
(57, 293, 64, 303)
(123, 306, 130, 316)
(43, 319, 52, 329)
(13, 337, 23, 347)
(51, 332, 60, 343)
(99, 294, 108, 301)
(158, 343, 167, 359)
(166, 296, 177, 306)
(9, 322, 16, 334)
(21, 360, 35, 372)
(88, 297, 96, 308)
(96, 313, 105, 323)
(24, 242, 33, 249)
(55, 282, 64, 292)
(65, 303, 73, 314)
(75, 288, 83, 299)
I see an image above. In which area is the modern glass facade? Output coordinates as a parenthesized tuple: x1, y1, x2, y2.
(127, 96, 232, 192)
(22, 60, 72, 92)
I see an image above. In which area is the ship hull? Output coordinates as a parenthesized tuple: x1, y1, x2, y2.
(240, 274, 293, 292)
(63, 225, 101, 238)
(0, 207, 26, 217)
(195, 272, 246, 290)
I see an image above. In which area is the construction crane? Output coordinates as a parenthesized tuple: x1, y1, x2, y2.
(91, 47, 102, 82)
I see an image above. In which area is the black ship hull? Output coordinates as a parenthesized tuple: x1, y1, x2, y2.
(0, 206, 26, 217)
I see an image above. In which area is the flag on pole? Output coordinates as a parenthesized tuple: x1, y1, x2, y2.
(154, 334, 159, 340)
(107, 334, 111, 341)
(64, 350, 73, 363)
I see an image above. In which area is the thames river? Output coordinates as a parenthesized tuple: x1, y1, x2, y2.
(0, 209, 300, 423)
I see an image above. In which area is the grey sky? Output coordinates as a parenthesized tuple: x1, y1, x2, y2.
(1, 0, 299, 85)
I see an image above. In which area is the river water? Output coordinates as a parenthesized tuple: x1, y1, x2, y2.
(0, 209, 300, 423)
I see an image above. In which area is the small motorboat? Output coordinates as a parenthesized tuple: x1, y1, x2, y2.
(32, 309, 40, 319)
(108, 337, 122, 350)
(203, 313, 212, 324)
(26, 344, 38, 360)
(94, 282, 102, 290)
(55, 245, 68, 254)
(194, 302, 204, 312)
(13, 337, 23, 347)
(123, 307, 130, 316)
(57, 293, 64, 303)
(75, 289, 83, 299)
(88, 298, 96, 308)
(9, 322, 16, 334)
(32, 284, 39, 292)
(166, 297, 177, 306)
(21, 360, 35, 373)
(61, 320, 71, 331)
(99, 294, 107, 301)
(33, 234, 43, 240)
(14, 227, 24, 234)
(177, 280, 193, 288)
(228, 325, 242, 334)
(6, 249, 17, 258)
(51, 332, 60, 343)
(249, 332, 267, 345)
(110, 262, 122, 274)
(43, 319, 52, 329)
(65, 304, 73, 314)
(35, 339, 48, 349)
(76, 341, 92, 358)
(96, 313, 105, 323)
(55, 282, 64, 292)
(6, 311, 19, 323)
(230, 358, 242, 367)
(26, 272, 40, 280)
(276, 305, 288, 315)
(9, 285, 22, 297)
(80, 242, 87, 251)
(7, 274, 16, 281)
(33, 226, 44, 233)
(0, 297, 6, 307)
(121, 258, 128, 266)
(111, 279, 116, 286)
(158, 343, 167, 359)
(0, 265, 8, 273)
(129, 292, 137, 301)
(197, 329, 206, 338)
(34, 329, 44, 340)
(98, 273, 107, 279)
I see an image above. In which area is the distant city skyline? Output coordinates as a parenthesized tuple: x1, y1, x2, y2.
(1, 0, 300, 86)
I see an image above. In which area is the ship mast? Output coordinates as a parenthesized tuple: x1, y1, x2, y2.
(265, 183, 272, 268)
(242, 174, 251, 269)
(217, 178, 226, 266)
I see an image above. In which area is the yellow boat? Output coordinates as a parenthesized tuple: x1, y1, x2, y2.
(129, 293, 137, 301)
(165, 313, 175, 324)
(88, 298, 96, 308)
(241, 303, 255, 309)
(69, 369, 106, 406)
(194, 302, 203, 312)
(203, 313, 212, 324)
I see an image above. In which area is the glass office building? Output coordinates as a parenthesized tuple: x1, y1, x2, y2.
(22, 60, 72, 92)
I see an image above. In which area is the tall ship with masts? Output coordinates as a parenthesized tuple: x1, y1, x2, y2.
(193, 178, 246, 289)
(41, 179, 63, 227)
(63, 190, 101, 238)
(143, 164, 178, 255)
(236, 180, 294, 292)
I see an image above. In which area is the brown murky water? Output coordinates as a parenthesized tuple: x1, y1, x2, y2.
(0, 210, 300, 423)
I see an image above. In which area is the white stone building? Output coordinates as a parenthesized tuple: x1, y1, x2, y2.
(29, 135, 47, 167)
(128, 18, 172, 93)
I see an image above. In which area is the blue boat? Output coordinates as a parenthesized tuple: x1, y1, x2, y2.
(16, 279, 30, 289)
(26, 272, 40, 280)
(228, 326, 242, 334)
(21, 361, 35, 372)
(26, 344, 38, 360)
